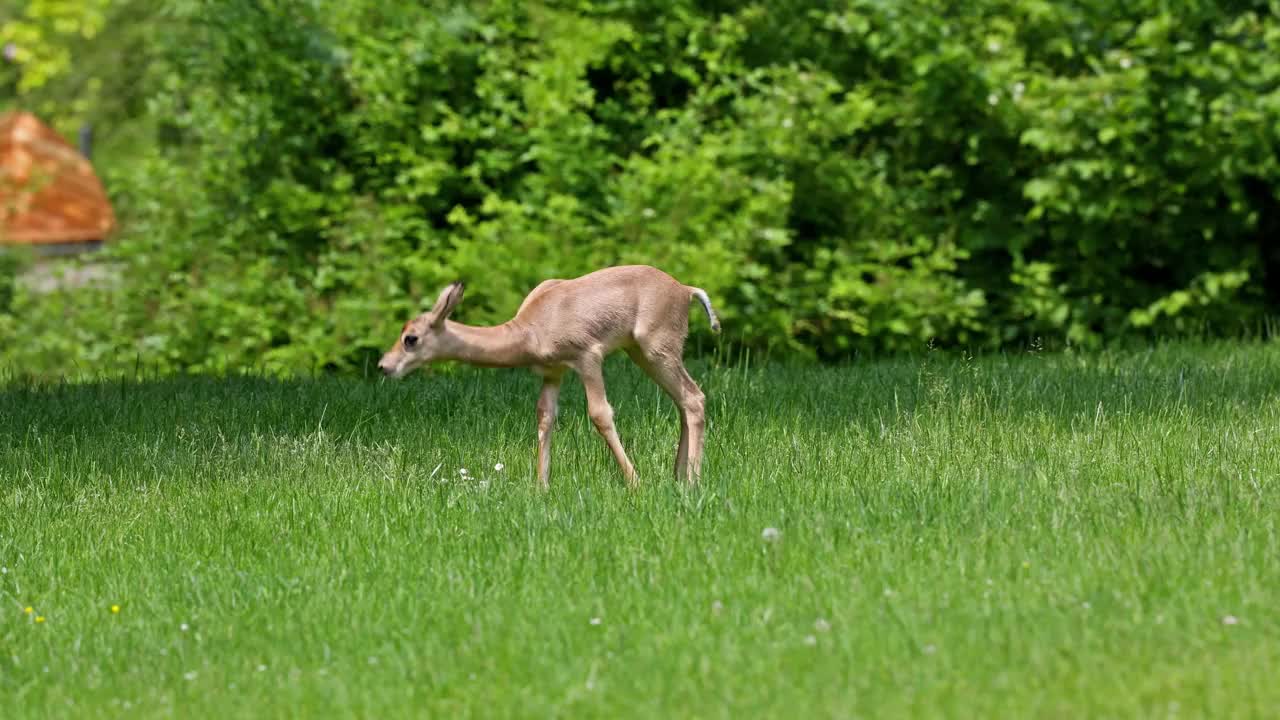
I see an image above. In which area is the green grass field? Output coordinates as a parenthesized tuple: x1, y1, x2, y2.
(2, 341, 1278, 718)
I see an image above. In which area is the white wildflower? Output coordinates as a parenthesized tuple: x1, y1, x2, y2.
(761, 527, 781, 542)
(180, 623, 190, 632)
(589, 617, 602, 626)
(803, 635, 817, 647)
(494, 462, 505, 472)
(987, 93, 1000, 107)
(711, 600, 724, 616)
(641, 207, 656, 219)
(1222, 614, 1240, 626)
(183, 671, 197, 681)
(814, 618, 831, 633)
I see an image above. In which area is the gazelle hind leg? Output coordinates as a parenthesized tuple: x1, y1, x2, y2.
(626, 347, 688, 481)
(627, 346, 706, 484)
(676, 365, 706, 483)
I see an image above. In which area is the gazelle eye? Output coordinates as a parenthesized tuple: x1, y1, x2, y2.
(403, 334, 418, 348)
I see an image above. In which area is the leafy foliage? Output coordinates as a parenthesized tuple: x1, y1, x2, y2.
(3, 0, 1280, 375)
(0, 0, 111, 94)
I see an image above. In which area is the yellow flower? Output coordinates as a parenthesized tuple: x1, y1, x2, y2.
(111, 605, 121, 614)
(24, 606, 33, 614)
(35, 616, 45, 623)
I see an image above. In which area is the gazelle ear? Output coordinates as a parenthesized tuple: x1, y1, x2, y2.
(428, 281, 465, 327)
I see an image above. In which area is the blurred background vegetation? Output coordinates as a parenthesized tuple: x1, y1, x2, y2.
(2, 0, 1278, 375)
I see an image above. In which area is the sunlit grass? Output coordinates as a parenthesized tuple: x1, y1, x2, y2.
(2, 341, 1278, 717)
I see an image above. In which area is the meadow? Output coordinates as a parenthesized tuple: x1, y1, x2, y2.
(1, 341, 1278, 718)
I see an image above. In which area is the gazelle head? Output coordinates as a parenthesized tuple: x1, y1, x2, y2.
(377, 281, 465, 378)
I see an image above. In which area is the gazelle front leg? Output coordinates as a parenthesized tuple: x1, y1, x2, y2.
(576, 359, 638, 486)
(536, 377, 562, 489)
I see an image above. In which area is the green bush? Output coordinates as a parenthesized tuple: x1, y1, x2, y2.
(0, 247, 29, 315)
(2, 0, 1278, 376)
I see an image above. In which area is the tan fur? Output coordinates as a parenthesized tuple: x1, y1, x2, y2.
(378, 265, 719, 488)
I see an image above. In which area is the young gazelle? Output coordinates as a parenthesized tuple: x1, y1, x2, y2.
(377, 265, 720, 488)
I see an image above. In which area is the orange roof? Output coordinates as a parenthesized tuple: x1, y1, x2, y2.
(1, 111, 116, 245)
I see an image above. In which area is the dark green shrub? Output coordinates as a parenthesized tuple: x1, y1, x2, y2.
(0, 247, 27, 315)
(2, 0, 1278, 376)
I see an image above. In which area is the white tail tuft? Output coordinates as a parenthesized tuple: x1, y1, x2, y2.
(689, 287, 720, 333)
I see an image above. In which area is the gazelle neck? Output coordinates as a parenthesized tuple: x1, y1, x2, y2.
(443, 321, 535, 368)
